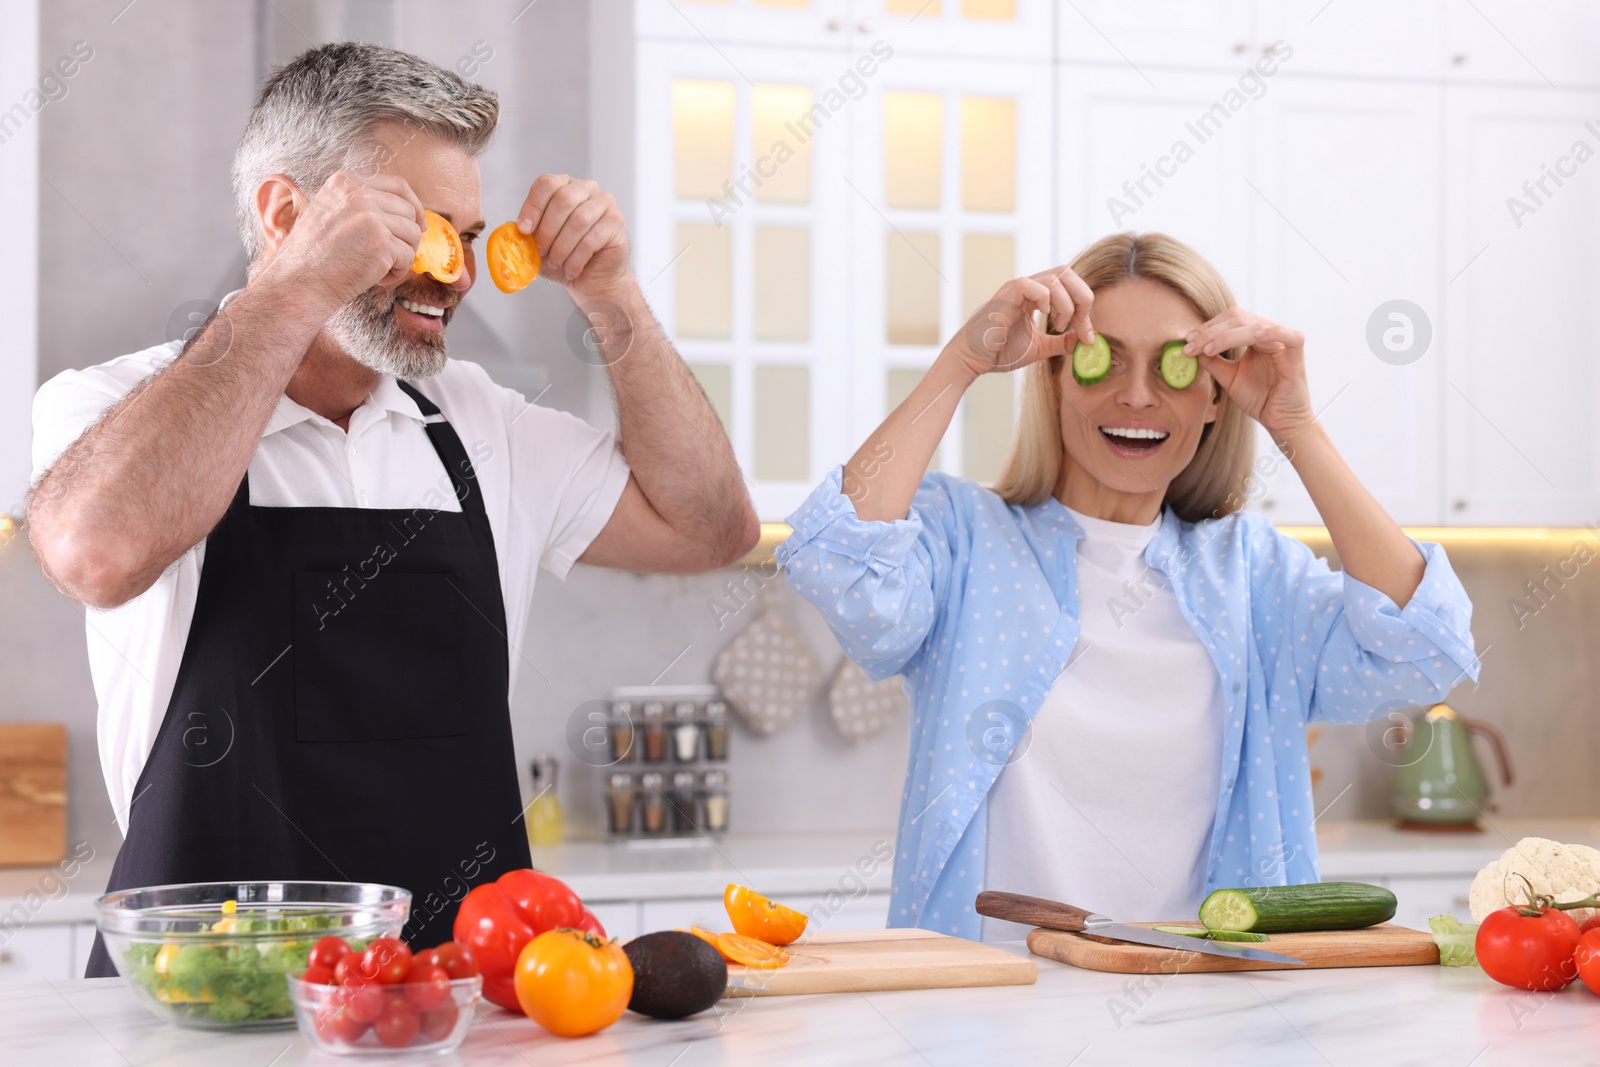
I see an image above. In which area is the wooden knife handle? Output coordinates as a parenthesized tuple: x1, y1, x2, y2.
(974, 891, 1094, 932)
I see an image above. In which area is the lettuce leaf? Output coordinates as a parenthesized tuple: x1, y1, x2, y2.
(1428, 913, 1479, 968)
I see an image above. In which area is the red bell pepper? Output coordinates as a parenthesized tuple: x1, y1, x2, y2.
(452, 869, 598, 1011)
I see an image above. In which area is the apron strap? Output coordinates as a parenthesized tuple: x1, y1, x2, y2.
(396, 380, 488, 520)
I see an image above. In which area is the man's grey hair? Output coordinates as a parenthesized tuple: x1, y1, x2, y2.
(230, 42, 499, 265)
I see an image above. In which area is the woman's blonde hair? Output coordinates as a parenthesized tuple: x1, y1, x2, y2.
(990, 232, 1254, 523)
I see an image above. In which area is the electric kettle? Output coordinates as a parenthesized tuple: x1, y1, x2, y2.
(1391, 703, 1514, 831)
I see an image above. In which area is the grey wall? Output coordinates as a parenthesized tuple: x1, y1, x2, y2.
(9, 0, 1598, 866)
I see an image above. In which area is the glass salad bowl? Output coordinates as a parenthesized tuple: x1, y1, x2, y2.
(95, 880, 410, 1030)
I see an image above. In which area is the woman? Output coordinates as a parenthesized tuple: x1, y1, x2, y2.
(776, 233, 1479, 940)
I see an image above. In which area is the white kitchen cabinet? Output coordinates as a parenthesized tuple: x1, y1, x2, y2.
(631, 0, 853, 50)
(0, 923, 75, 983)
(1055, 0, 1255, 72)
(1249, 77, 1445, 525)
(1256, 0, 1446, 81)
(1442, 84, 1600, 524)
(1443, 1, 1600, 89)
(1386, 876, 1474, 933)
(584, 901, 642, 942)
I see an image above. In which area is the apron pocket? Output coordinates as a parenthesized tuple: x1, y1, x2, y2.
(293, 571, 468, 742)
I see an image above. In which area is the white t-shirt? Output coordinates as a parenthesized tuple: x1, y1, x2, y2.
(982, 506, 1224, 939)
(30, 306, 631, 833)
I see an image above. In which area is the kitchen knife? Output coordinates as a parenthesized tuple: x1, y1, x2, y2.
(975, 890, 1306, 966)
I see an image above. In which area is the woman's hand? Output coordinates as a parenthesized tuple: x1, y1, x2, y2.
(1186, 308, 1314, 444)
(944, 267, 1094, 380)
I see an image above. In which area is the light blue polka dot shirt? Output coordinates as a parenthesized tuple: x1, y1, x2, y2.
(777, 468, 1480, 941)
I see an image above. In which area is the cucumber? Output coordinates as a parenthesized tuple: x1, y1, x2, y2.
(1199, 882, 1396, 934)
(1151, 925, 1271, 943)
(1072, 334, 1111, 385)
(1159, 340, 1198, 389)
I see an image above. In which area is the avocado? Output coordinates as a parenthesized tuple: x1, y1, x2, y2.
(623, 931, 728, 1019)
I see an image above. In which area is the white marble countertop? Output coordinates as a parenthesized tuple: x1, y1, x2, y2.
(4, 946, 1593, 1066)
(6, 818, 1599, 922)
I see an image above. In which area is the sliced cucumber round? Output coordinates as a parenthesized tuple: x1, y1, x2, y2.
(1072, 334, 1111, 385)
(1160, 340, 1198, 389)
(1151, 924, 1271, 943)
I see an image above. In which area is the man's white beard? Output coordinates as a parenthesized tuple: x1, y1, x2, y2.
(323, 284, 449, 380)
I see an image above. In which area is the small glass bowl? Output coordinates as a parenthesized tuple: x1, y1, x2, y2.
(287, 972, 482, 1055)
(95, 881, 410, 1031)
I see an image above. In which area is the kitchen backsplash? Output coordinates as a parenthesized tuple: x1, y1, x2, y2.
(3, 528, 1597, 855)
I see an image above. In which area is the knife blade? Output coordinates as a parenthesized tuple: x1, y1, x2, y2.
(975, 890, 1305, 966)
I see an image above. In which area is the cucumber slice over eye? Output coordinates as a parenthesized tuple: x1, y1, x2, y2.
(1072, 334, 1111, 385)
(1160, 340, 1198, 389)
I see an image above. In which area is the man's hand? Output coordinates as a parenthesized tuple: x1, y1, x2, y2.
(257, 171, 427, 318)
(515, 176, 631, 299)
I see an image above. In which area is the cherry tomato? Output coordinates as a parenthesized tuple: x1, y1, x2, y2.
(362, 937, 413, 985)
(434, 941, 480, 979)
(314, 1006, 369, 1046)
(724, 884, 808, 946)
(404, 963, 453, 1011)
(1581, 916, 1600, 936)
(1476, 905, 1581, 991)
(513, 928, 633, 1037)
(334, 950, 376, 986)
(374, 1007, 422, 1049)
(301, 964, 336, 985)
(420, 1005, 460, 1042)
(411, 947, 441, 971)
(1575, 928, 1600, 995)
(308, 935, 350, 973)
(342, 983, 387, 1025)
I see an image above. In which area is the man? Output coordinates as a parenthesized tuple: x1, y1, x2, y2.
(26, 43, 757, 975)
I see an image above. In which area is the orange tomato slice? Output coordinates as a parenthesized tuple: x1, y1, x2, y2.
(485, 221, 542, 293)
(412, 209, 464, 284)
(684, 925, 721, 948)
(714, 932, 789, 969)
(724, 884, 808, 946)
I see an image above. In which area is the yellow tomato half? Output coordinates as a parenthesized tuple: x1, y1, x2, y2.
(724, 884, 808, 946)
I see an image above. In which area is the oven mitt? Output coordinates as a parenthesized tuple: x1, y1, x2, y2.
(712, 586, 820, 737)
(828, 657, 906, 742)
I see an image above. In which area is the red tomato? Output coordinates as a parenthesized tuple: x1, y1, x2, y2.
(404, 963, 453, 1011)
(1575, 929, 1600, 995)
(342, 983, 387, 1025)
(497, 869, 585, 933)
(434, 941, 479, 979)
(309, 935, 350, 973)
(334, 950, 376, 986)
(411, 947, 441, 971)
(362, 937, 413, 985)
(1476, 906, 1581, 991)
(374, 1008, 422, 1048)
(314, 1007, 370, 1046)
(574, 907, 607, 938)
(420, 1005, 460, 1042)
(301, 964, 336, 986)
(1581, 916, 1600, 936)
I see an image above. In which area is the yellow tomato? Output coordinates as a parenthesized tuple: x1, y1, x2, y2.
(513, 928, 633, 1038)
(724, 884, 808, 946)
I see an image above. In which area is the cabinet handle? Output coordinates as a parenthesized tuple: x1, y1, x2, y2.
(1452, 53, 1467, 66)
(826, 17, 844, 31)
(1233, 41, 1248, 54)
(1261, 497, 1276, 510)
(1452, 499, 1468, 512)
(0, 950, 12, 964)
(858, 19, 876, 32)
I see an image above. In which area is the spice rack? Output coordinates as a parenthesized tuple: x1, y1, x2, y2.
(601, 684, 730, 843)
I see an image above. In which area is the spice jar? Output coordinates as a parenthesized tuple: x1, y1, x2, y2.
(609, 701, 635, 763)
(669, 771, 700, 833)
(671, 701, 701, 763)
(641, 701, 668, 763)
(640, 772, 667, 834)
(606, 772, 636, 834)
(701, 769, 729, 833)
(704, 700, 729, 761)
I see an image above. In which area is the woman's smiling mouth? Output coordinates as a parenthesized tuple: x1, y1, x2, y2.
(1100, 424, 1170, 458)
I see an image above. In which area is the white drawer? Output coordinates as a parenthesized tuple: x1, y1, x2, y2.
(0, 923, 75, 982)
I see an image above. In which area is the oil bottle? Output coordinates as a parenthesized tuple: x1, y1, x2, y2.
(526, 755, 563, 847)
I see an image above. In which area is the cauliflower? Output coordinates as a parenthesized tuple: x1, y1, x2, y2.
(1468, 837, 1600, 925)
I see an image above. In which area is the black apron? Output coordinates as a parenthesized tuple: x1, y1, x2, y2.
(87, 382, 530, 977)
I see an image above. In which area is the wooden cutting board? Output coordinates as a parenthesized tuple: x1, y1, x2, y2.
(0, 723, 68, 867)
(725, 928, 1038, 996)
(1029, 921, 1439, 974)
